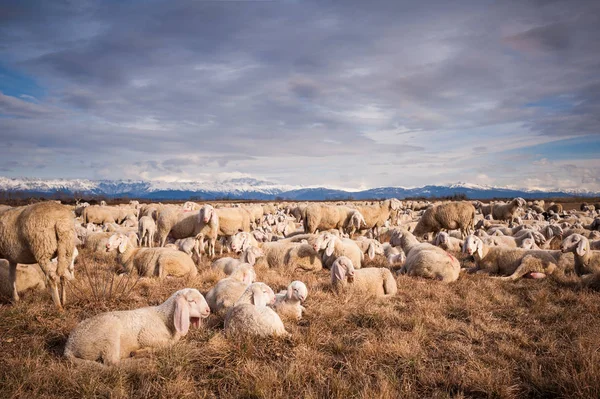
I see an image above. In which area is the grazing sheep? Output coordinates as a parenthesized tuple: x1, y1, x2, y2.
(257, 241, 323, 271)
(224, 282, 287, 337)
(390, 229, 460, 282)
(64, 288, 210, 366)
(273, 281, 308, 321)
(205, 263, 257, 315)
(346, 210, 367, 236)
(0, 202, 76, 309)
(330, 256, 397, 297)
(433, 232, 463, 253)
(463, 235, 570, 280)
(546, 203, 563, 214)
(560, 234, 600, 276)
(211, 246, 264, 275)
(412, 202, 475, 239)
(138, 216, 157, 247)
(106, 234, 197, 278)
(354, 199, 402, 237)
(313, 232, 363, 269)
(491, 197, 526, 222)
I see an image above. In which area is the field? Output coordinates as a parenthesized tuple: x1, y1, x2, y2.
(1, 246, 599, 399)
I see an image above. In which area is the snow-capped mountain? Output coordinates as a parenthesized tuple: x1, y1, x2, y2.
(0, 176, 597, 200)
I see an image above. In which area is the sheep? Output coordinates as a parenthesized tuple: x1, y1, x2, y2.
(256, 241, 323, 271)
(195, 204, 220, 258)
(272, 280, 308, 321)
(303, 204, 361, 235)
(224, 282, 288, 337)
(412, 201, 475, 240)
(313, 231, 363, 269)
(173, 237, 202, 264)
(0, 261, 46, 298)
(64, 288, 210, 366)
(463, 235, 571, 280)
(491, 197, 526, 223)
(382, 243, 406, 267)
(353, 237, 385, 261)
(205, 263, 257, 315)
(211, 246, 264, 275)
(106, 234, 197, 278)
(330, 256, 397, 297)
(354, 198, 402, 237)
(560, 234, 600, 276)
(156, 206, 199, 247)
(230, 231, 259, 253)
(390, 229, 460, 282)
(138, 216, 157, 247)
(0, 202, 76, 309)
(546, 203, 563, 214)
(433, 232, 463, 253)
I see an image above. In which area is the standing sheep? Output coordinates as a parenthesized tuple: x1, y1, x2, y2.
(412, 202, 475, 240)
(354, 198, 402, 237)
(0, 202, 76, 309)
(64, 288, 210, 366)
(491, 197, 526, 223)
(138, 216, 157, 247)
(330, 256, 397, 297)
(195, 204, 220, 258)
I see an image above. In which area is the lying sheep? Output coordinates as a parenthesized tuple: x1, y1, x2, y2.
(463, 235, 571, 280)
(0, 261, 46, 298)
(0, 202, 76, 309)
(382, 243, 406, 267)
(560, 234, 600, 276)
(211, 246, 264, 275)
(64, 288, 210, 366)
(224, 282, 287, 337)
(433, 232, 463, 253)
(330, 256, 397, 297)
(205, 263, 257, 316)
(412, 201, 475, 239)
(138, 216, 156, 247)
(390, 229, 460, 282)
(106, 234, 197, 278)
(272, 281, 308, 321)
(354, 238, 385, 261)
(256, 241, 323, 271)
(313, 232, 363, 269)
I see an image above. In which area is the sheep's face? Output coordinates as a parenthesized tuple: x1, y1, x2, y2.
(314, 233, 336, 255)
(250, 283, 276, 307)
(106, 233, 129, 253)
(174, 289, 210, 335)
(331, 256, 355, 283)
(288, 281, 308, 302)
(184, 289, 211, 325)
(231, 232, 250, 253)
(435, 232, 449, 246)
(561, 234, 589, 256)
(463, 235, 482, 258)
(200, 204, 214, 223)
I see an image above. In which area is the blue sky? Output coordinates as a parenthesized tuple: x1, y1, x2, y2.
(0, 0, 599, 190)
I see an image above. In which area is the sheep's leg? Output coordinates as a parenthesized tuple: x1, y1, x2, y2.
(38, 258, 63, 310)
(8, 262, 19, 303)
(499, 256, 550, 281)
(60, 276, 67, 307)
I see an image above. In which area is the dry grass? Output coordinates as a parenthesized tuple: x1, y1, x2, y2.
(1, 250, 600, 399)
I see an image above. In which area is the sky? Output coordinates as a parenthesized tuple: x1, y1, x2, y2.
(0, 0, 599, 191)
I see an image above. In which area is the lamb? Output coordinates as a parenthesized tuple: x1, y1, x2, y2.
(0, 202, 76, 309)
(412, 201, 475, 239)
(230, 231, 259, 253)
(433, 232, 463, 253)
(390, 229, 460, 282)
(463, 235, 571, 280)
(330, 256, 397, 297)
(256, 241, 323, 271)
(382, 243, 406, 267)
(211, 246, 264, 275)
(560, 234, 600, 276)
(224, 282, 288, 337)
(272, 280, 308, 321)
(138, 216, 157, 247)
(313, 231, 363, 269)
(491, 197, 526, 223)
(106, 234, 197, 278)
(204, 263, 257, 315)
(64, 288, 210, 366)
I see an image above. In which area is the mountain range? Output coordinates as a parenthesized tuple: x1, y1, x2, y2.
(0, 177, 596, 201)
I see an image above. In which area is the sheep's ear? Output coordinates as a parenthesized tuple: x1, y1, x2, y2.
(118, 237, 128, 253)
(325, 239, 336, 257)
(247, 250, 256, 265)
(252, 285, 267, 307)
(174, 294, 190, 335)
(577, 239, 589, 257)
(476, 240, 483, 259)
(368, 242, 375, 260)
(331, 261, 346, 281)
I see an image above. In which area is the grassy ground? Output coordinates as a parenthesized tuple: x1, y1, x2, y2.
(1, 250, 600, 399)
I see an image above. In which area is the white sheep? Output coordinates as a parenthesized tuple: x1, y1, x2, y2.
(0, 261, 46, 298)
(313, 231, 363, 269)
(272, 280, 308, 321)
(330, 256, 398, 297)
(560, 234, 600, 276)
(195, 204, 219, 258)
(256, 241, 323, 272)
(353, 237, 385, 261)
(64, 288, 210, 366)
(211, 246, 264, 275)
(138, 216, 157, 247)
(204, 263, 257, 316)
(0, 202, 76, 309)
(224, 282, 288, 337)
(173, 237, 202, 264)
(106, 234, 197, 278)
(433, 232, 463, 253)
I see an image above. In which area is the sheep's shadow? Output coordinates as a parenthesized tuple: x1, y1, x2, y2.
(46, 335, 69, 358)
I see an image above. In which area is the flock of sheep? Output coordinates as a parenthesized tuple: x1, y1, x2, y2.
(1, 196, 600, 366)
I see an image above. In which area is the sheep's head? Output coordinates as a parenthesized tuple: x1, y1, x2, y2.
(544, 224, 563, 239)
(560, 234, 589, 256)
(313, 232, 337, 256)
(389, 198, 401, 211)
(331, 256, 355, 283)
(244, 246, 264, 265)
(248, 283, 275, 307)
(520, 237, 538, 250)
(434, 232, 449, 246)
(514, 197, 526, 208)
(366, 239, 384, 259)
(463, 235, 483, 259)
(286, 281, 308, 302)
(173, 288, 211, 336)
(232, 263, 257, 285)
(106, 233, 129, 253)
(231, 232, 252, 253)
(199, 204, 214, 224)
